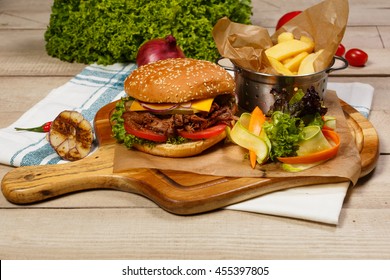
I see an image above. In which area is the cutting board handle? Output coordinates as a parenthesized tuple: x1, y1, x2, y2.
(1, 145, 116, 204)
(1, 144, 184, 208)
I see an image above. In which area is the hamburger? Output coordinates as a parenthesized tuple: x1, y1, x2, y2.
(111, 58, 237, 157)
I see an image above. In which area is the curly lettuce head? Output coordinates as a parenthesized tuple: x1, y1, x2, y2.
(45, 0, 252, 65)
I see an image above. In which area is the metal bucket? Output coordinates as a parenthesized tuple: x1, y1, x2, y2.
(217, 56, 348, 113)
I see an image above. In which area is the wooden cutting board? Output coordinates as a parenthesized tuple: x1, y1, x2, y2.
(1, 99, 379, 214)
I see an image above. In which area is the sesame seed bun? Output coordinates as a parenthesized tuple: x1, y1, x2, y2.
(124, 58, 235, 103)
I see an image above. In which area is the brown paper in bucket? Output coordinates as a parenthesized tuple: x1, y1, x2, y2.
(212, 0, 349, 73)
(113, 91, 361, 186)
(211, 18, 274, 72)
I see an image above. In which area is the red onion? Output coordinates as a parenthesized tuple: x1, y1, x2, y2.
(136, 35, 185, 67)
(179, 102, 192, 109)
(139, 101, 178, 113)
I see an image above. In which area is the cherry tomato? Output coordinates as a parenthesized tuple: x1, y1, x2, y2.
(345, 48, 368, 67)
(276, 11, 302, 30)
(124, 123, 167, 142)
(335, 44, 346, 56)
(178, 124, 227, 140)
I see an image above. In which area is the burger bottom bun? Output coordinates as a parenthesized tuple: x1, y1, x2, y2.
(132, 131, 227, 158)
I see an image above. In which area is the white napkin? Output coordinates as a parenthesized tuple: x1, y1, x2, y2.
(226, 182, 350, 224)
(0, 64, 374, 224)
(328, 82, 373, 118)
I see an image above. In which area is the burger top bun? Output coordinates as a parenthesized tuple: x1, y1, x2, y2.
(124, 58, 235, 103)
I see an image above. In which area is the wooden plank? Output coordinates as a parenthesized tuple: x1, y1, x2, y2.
(0, 30, 85, 76)
(347, 0, 390, 26)
(343, 155, 390, 209)
(251, 0, 390, 27)
(369, 110, 389, 154)
(331, 49, 390, 76)
(0, 77, 74, 127)
(0, 12, 48, 30)
(1, 208, 389, 259)
(342, 26, 383, 49)
(0, 0, 52, 30)
(0, 0, 53, 13)
(378, 26, 390, 48)
(2, 0, 390, 30)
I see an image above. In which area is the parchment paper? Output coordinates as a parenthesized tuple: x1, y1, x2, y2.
(113, 91, 361, 185)
(212, 0, 349, 73)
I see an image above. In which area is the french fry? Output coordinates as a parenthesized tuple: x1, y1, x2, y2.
(300, 35, 314, 47)
(298, 49, 324, 75)
(268, 57, 294, 75)
(277, 32, 294, 44)
(284, 51, 309, 72)
(265, 39, 314, 61)
(266, 32, 320, 75)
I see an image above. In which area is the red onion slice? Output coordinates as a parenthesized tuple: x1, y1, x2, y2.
(139, 101, 178, 113)
(179, 102, 192, 109)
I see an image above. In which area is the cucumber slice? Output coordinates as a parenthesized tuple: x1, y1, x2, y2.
(230, 113, 269, 164)
(282, 161, 324, 172)
(323, 116, 336, 130)
(297, 126, 331, 156)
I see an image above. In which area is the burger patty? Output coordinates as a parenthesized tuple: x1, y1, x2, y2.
(122, 97, 237, 139)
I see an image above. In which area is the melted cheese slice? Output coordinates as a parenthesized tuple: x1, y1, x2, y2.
(129, 98, 214, 113)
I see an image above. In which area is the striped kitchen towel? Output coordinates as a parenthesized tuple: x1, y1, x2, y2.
(328, 82, 373, 118)
(0, 63, 136, 166)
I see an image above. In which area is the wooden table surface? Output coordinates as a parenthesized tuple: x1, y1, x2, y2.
(1, 0, 389, 259)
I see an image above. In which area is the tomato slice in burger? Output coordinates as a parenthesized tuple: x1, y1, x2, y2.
(124, 123, 167, 142)
(178, 124, 227, 140)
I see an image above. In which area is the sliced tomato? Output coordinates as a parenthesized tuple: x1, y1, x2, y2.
(178, 124, 227, 140)
(124, 123, 167, 142)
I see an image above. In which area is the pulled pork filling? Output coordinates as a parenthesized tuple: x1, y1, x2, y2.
(122, 94, 237, 139)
